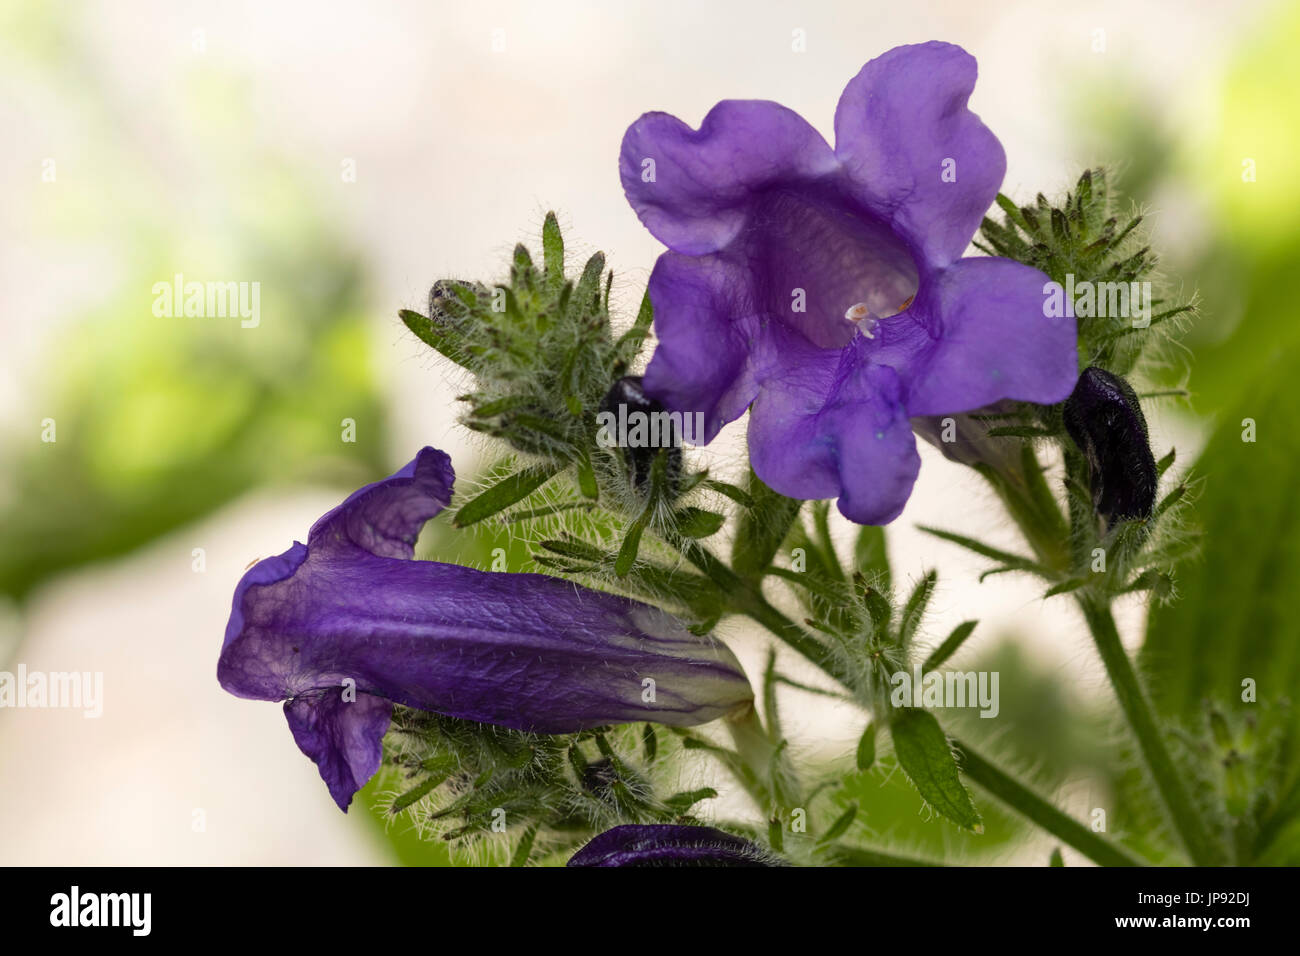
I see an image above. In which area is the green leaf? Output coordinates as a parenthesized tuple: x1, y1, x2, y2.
(572, 251, 606, 315)
(390, 774, 445, 814)
(542, 211, 564, 290)
(703, 478, 753, 509)
(454, 464, 561, 527)
(817, 803, 858, 845)
(898, 570, 937, 648)
(855, 722, 877, 772)
(399, 308, 472, 369)
(923, 620, 978, 671)
(1043, 578, 1088, 599)
(614, 289, 654, 366)
(673, 507, 726, 538)
(613, 519, 646, 577)
(1143, 346, 1300, 863)
(810, 500, 845, 581)
(663, 787, 718, 814)
(732, 468, 802, 580)
(917, 525, 1048, 576)
(853, 525, 890, 589)
(889, 708, 983, 833)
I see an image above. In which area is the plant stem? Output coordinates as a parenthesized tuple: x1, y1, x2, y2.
(1075, 595, 1224, 865)
(667, 534, 856, 687)
(977, 447, 1069, 572)
(981, 452, 1224, 865)
(953, 739, 1144, 867)
(825, 845, 946, 867)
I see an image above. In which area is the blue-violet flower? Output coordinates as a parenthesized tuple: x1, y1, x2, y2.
(218, 447, 753, 810)
(621, 41, 1078, 523)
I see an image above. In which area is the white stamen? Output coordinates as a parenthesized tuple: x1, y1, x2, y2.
(845, 302, 877, 338)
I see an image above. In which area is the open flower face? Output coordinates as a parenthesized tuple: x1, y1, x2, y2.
(218, 447, 753, 810)
(621, 41, 1078, 524)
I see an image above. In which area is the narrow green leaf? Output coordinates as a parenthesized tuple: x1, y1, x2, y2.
(1043, 577, 1088, 599)
(917, 525, 1047, 574)
(817, 803, 858, 845)
(614, 289, 654, 366)
(642, 723, 658, 763)
(898, 570, 937, 647)
(542, 211, 564, 290)
(613, 519, 646, 577)
(853, 525, 890, 589)
(923, 620, 978, 671)
(663, 787, 718, 813)
(673, 507, 726, 538)
(889, 708, 983, 833)
(703, 478, 754, 509)
(399, 308, 472, 369)
(855, 722, 877, 772)
(572, 251, 605, 314)
(390, 774, 444, 813)
(511, 824, 539, 867)
(454, 464, 561, 527)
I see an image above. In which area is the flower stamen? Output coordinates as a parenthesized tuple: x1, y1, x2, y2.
(845, 302, 879, 338)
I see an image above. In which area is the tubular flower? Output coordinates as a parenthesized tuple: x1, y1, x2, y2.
(218, 447, 752, 810)
(621, 41, 1077, 524)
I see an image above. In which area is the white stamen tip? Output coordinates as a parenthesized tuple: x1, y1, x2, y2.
(845, 302, 877, 338)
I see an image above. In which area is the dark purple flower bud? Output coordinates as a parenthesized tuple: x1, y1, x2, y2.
(218, 448, 752, 811)
(1062, 367, 1157, 524)
(599, 375, 682, 491)
(567, 824, 788, 867)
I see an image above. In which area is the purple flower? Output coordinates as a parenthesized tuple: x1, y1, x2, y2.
(567, 824, 787, 867)
(621, 41, 1078, 524)
(218, 448, 753, 811)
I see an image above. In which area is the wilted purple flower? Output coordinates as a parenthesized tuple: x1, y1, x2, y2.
(1062, 367, 1157, 524)
(621, 41, 1078, 524)
(567, 824, 787, 867)
(218, 447, 753, 811)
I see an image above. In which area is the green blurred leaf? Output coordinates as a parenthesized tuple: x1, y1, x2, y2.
(1143, 345, 1300, 863)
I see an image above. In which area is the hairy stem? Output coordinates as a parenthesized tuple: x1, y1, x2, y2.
(1075, 595, 1224, 865)
(667, 534, 855, 687)
(954, 739, 1144, 867)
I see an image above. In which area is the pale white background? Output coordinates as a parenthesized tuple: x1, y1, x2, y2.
(0, 0, 1270, 864)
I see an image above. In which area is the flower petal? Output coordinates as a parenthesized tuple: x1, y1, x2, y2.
(284, 690, 392, 812)
(747, 335, 922, 525)
(641, 251, 762, 443)
(621, 100, 838, 256)
(567, 824, 787, 867)
(310, 445, 455, 559)
(834, 42, 1005, 268)
(903, 256, 1078, 416)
